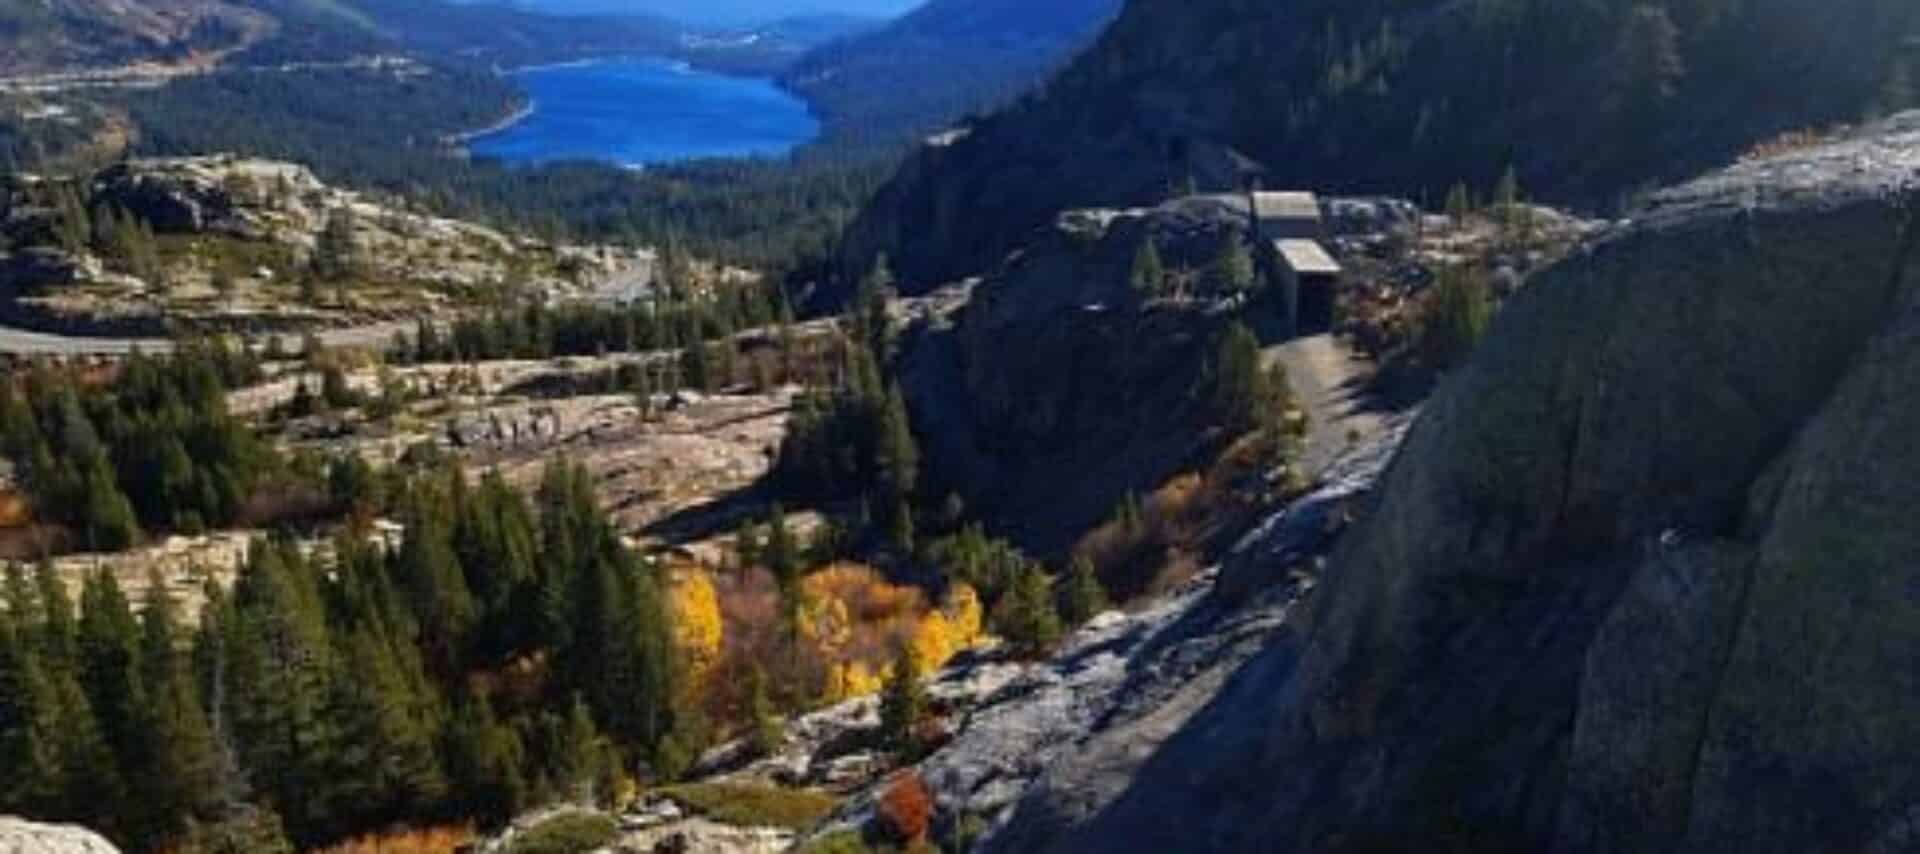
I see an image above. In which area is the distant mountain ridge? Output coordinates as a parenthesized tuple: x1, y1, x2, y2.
(0, 0, 273, 75)
(841, 0, 1920, 287)
(782, 0, 1123, 149)
(0, 0, 858, 76)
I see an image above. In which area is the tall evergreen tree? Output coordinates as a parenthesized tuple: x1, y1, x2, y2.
(1130, 237, 1166, 299)
(992, 564, 1062, 657)
(75, 571, 146, 801)
(1059, 556, 1110, 627)
(1209, 234, 1256, 295)
(876, 383, 919, 502)
(877, 643, 926, 757)
(134, 572, 223, 843)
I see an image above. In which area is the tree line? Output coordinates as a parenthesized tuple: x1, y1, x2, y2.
(90, 64, 896, 274)
(0, 342, 272, 551)
(0, 457, 693, 852)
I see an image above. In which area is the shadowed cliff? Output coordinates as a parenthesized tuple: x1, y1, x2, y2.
(981, 114, 1920, 854)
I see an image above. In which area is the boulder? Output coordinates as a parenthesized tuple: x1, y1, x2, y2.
(0, 818, 120, 854)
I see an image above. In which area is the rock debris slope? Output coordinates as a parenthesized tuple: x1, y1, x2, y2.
(981, 113, 1920, 853)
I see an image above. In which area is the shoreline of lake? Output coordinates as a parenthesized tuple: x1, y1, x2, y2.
(466, 55, 820, 168)
(448, 99, 538, 145)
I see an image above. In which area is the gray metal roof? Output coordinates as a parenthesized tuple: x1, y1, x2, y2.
(1275, 239, 1342, 275)
(1251, 191, 1321, 222)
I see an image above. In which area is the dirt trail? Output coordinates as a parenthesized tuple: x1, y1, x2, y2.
(1266, 334, 1394, 478)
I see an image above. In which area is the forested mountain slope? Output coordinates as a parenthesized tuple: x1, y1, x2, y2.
(0, 0, 272, 74)
(783, 0, 1122, 149)
(842, 0, 1920, 287)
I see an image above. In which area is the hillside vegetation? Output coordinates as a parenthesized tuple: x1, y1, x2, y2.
(843, 0, 1920, 286)
(783, 0, 1122, 150)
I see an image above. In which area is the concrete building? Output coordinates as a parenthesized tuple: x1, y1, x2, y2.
(1248, 191, 1324, 241)
(1274, 238, 1342, 334)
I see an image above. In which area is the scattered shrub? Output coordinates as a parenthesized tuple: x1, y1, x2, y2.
(793, 830, 875, 854)
(658, 782, 840, 830)
(876, 771, 935, 845)
(309, 824, 474, 854)
(503, 812, 617, 854)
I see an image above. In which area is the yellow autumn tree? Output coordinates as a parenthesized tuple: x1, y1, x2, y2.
(823, 660, 885, 703)
(798, 587, 853, 655)
(909, 612, 955, 676)
(670, 569, 724, 692)
(943, 583, 983, 648)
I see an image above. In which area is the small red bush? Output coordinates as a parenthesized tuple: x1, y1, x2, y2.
(876, 771, 935, 844)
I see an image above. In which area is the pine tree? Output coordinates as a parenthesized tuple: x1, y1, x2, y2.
(887, 495, 916, 556)
(52, 183, 90, 254)
(765, 504, 799, 591)
(746, 664, 783, 758)
(444, 695, 525, 824)
(681, 341, 712, 393)
(1419, 266, 1493, 371)
(0, 601, 61, 815)
(856, 254, 895, 364)
(34, 562, 76, 667)
(877, 643, 926, 757)
(554, 695, 612, 805)
(75, 571, 146, 794)
(992, 564, 1062, 657)
(224, 543, 341, 841)
(1209, 234, 1256, 295)
(80, 449, 141, 551)
(876, 383, 919, 501)
(1130, 238, 1166, 299)
(48, 662, 121, 826)
(1059, 557, 1110, 627)
(395, 487, 476, 672)
(134, 572, 222, 843)
(1493, 164, 1522, 237)
(329, 628, 448, 824)
(1445, 181, 1474, 227)
(314, 207, 361, 282)
(1209, 321, 1270, 432)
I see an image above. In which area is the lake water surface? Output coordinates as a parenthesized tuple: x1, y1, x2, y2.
(469, 57, 819, 166)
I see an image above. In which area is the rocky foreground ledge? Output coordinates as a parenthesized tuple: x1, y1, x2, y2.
(977, 112, 1920, 853)
(0, 818, 119, 854)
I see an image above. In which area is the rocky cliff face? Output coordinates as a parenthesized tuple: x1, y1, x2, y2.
(971, 114, 1920, 853)
(897, 198, 1260, 555)
(843, 0, 1920, 288)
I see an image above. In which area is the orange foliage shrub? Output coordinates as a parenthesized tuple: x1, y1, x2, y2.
(1072, 430, 1285, 603)
(805, 563, 926, 624)
(309, 824, 473, 854)
(876, 771, 935, 844)
(0, 491, 29, 529)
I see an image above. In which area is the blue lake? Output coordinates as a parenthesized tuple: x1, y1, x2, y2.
(469, 57, 820, 166)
